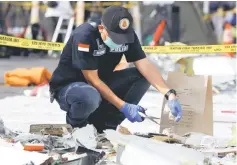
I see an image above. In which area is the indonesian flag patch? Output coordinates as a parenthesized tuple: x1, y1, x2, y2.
(78, 43, 90, 52)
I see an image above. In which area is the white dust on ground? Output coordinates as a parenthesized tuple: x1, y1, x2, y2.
(0, 56, 236, 138)
(0, 90, 235, 139)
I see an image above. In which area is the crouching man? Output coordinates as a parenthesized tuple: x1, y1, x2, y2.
(49, 6, 182, 133)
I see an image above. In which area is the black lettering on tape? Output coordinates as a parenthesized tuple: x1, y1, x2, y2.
(13, 38, 19, 42)
(0, 36, 12, 42)
(32, 41, 38, 45)
(214, 48, 221, 51)
(230, 45, 236, 49)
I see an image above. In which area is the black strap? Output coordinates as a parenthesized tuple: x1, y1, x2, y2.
(164, 89, 177, 100)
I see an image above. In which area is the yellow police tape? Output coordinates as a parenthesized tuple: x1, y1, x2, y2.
(142, 45, 237, 54)
(0, 34, 236, 54)
(3, 1, 136, 11)
(0, 35, 64, 51)
(203, 8, 236, 20)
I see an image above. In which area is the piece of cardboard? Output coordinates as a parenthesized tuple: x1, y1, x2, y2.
(29, 124, 73, 135)
(160, 72, 213, 136)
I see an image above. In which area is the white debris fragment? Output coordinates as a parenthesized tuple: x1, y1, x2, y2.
(0, 145, 50, 165)
(105, 130, 205, 165)
(72, 124, 98, 150)
(24, 84, 50, 98)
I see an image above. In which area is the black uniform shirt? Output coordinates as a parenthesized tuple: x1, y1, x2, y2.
(49, 23, 146, 92)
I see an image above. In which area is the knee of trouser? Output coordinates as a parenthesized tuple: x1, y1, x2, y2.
(70, 87, 102, 118)
(82, 91, 102, 113)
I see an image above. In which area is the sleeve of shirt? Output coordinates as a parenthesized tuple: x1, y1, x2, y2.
(124, 31, 146, 63)
(72, 31, 98, 70)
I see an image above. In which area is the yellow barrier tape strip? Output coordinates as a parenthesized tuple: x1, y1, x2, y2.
(0, 34, 236, 54)
(0, 35, 64, 51)
(142, 45, 237, 54)
(3, 2, 136, 11)
(84, 2, 137, 8)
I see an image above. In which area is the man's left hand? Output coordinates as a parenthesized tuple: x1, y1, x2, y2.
(167, 94, 182, 122)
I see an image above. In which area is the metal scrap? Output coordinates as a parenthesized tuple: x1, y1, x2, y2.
(0, 118, 18, 138)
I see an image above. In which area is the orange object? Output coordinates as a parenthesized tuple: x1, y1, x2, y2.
(4, 67, 52, 86)
(223, 23, 235, 57)
(24, 143, 44, 151)
(150, 20, 166, 46)
(221, 110, 236, 114)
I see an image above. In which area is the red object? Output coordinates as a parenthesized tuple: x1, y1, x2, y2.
(222, 23, 235, 57)
(30, 83, 48, 96)
(150, 20, 166, 46)
(221, 110, 236, 114)
(24, 143, 44, 151)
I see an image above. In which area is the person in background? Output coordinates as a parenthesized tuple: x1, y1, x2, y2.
(42, 1, 74, 42)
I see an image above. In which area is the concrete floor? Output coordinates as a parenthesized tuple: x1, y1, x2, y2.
(0, 56, 235, 139)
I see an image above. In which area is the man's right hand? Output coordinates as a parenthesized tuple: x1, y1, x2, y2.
(120, 103, 145, 123)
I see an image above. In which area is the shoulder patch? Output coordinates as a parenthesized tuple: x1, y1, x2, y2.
(93, 38, 106, 56)
(78, 43, 90, 52)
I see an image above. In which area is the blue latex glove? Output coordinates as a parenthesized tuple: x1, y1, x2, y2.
(167, 99, 182, 122)
(120, 103, 145, 123)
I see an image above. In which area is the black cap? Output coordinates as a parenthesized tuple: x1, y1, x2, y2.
(101, 6, 134, 44)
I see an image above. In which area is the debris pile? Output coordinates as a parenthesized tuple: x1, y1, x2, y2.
(113, 125, 237, 165)
(0, 119, 110, 165)
(0, 117, 236, 165)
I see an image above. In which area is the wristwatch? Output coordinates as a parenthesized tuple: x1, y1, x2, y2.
(165, 89, 177, 100)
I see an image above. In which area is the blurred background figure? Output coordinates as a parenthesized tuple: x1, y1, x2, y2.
(204, 1, 236, 44)
(42, 1, 75, 42)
